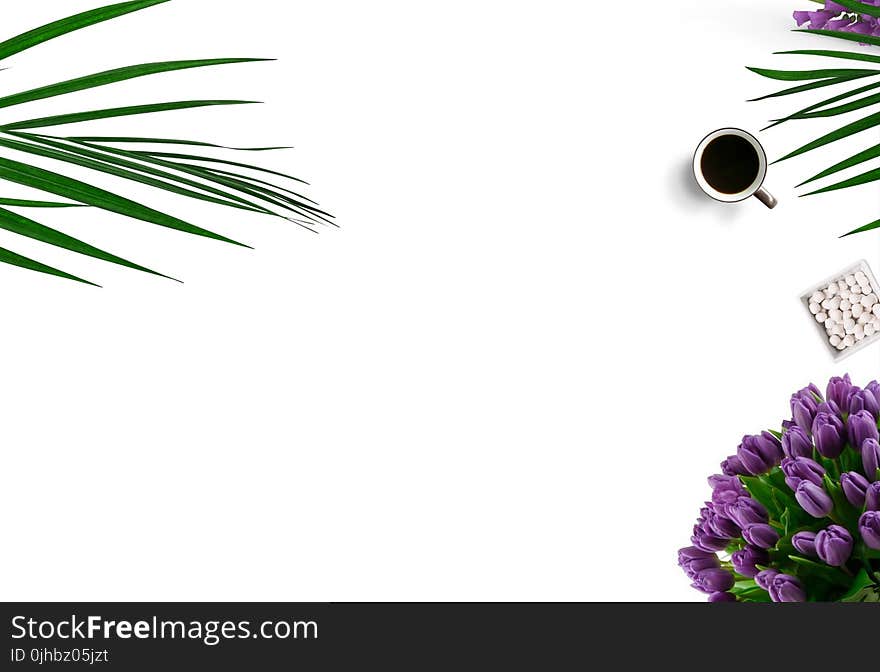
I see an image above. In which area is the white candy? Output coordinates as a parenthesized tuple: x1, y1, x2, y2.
(807, 269, 880, 354)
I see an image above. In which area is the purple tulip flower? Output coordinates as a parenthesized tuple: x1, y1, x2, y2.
(826, 374, 854, 409)
(864, 438, 880, 482)
(796, 481, 834, 518)
(849, 410, 879, 453)
(678, 546, 720, 579)
(840, 471, 870, 508)
(813, 412, 845, 458)
(782, 425, 814, 460)
(755, 569, 779, 591)
(865, 380, 880, 407)
(866, 482, 880, 511)
(731, 546, 769, 578)
(781, 456, 825, 491)
(737, 432, 783, 475)
(691, 523, 729, 552)
(708, 591, 737, 603)
(860, 511, 880, 549)
(721, 454, 748, 477)
(769, 574, 806, 603)
(850, 389, 880, 419)
(692, 568, 735, 594)
(815, 525, 853, 567)
(792, 530, 818, 557)
(743, 523, 780, 549)
(724, 496, 769, 528)
(701, 504, 741, 539)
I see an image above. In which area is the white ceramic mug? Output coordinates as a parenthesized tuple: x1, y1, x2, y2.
(693, 128, 777, 209)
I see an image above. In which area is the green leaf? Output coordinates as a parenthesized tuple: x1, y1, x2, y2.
(133, 150, 310, 185)
(774, 49, 880, 65)
(746, 66, 880, 81)
(748, 73, 876, 101)
(2, 134, 274, 216)
(787, 555, 852, 585)
(839, 568, 879, 602)
(792, 90, 880, 119)
(0, 245, 96, 286)
(68, 136, 291, 151)
(0, 59, 270, 110)
(1, 100, 259, 131)
(773, 110, 880, 163)
(798, 143, 880, 186)
(65, 139, 331, 223)
(0, 0, 171, 63)
(842, 218, 880, 237)
(795, 28, 880, 48)
(0, 155, 249, 247)
(827, 0, 880, 18)
(802, 166, 880, 196)
(0, 206, 169, 279)
(0, 198, 82, 208)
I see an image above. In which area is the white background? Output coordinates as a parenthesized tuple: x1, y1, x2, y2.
(0, 0, 877, 601)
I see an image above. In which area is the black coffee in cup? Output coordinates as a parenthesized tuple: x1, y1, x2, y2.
(699, 134, 760, 195)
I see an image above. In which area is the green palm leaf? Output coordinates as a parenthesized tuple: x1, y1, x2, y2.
(0, 0, 326, 284)
(746, 66, 880, 81)
(763, 79, 880, 129)
(751, 30, 880, 236)
(68, 136, 291, 151)
(747, 73, 877, 101)
(1, 100, 259, 131)
(0, 206, 169, 278)
(0, 0, 170, 63)
(0, 59, 270, 110)
(0, 198, 82, 208)
(797, 144, 880, 186)
(0, 246, 97, 285)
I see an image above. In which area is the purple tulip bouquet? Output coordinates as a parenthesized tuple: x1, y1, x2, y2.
(679, 375, 880, 602)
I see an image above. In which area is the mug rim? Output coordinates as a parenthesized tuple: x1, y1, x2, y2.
(693, 127, 767, 203)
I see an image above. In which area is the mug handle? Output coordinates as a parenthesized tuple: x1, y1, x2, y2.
(754, 187, 777, 209)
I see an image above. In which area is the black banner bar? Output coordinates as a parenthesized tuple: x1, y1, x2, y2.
(1, 603, 876, 669)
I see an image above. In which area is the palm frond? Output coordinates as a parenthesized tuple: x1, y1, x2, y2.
(0, 0, 327, 285)
(751, 29, 880, 236)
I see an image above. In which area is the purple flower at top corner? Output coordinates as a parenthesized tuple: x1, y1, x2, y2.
(793, 1, 880, 42)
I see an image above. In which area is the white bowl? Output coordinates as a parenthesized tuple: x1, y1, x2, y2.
(800, 259, 880, 362)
